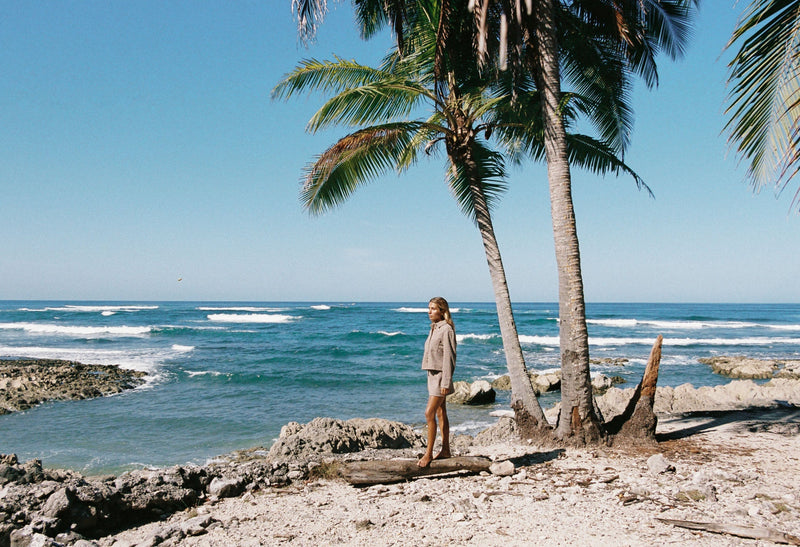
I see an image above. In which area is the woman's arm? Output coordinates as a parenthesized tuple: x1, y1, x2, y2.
(440, 325, 456, 391)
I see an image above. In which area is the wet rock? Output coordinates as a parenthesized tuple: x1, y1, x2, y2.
(699, 356, 778, 379)
(491, 373, 560, 395)
(448, 381, 496, 405)
(590, 357, 629, 366)
(490, 376, 511, 390)
(776, 360, 800, 379)
(0, 359, 146, 415)
(591, 374, 625, 394)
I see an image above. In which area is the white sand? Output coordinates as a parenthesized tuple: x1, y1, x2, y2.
(102, 408, 800, 546)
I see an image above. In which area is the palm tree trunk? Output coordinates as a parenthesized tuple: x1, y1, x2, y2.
(461, 152, 549, 433)
(530, 0, 602, 443)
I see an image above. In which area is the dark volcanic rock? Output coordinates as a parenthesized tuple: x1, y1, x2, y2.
(0, 358, 147, 414)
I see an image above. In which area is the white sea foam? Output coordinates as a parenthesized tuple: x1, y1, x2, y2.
(587, 319, 639, 328)
(0, 345, 167, 374)
(457, 333, 498, 342)
(516, 334, 800, 347)
(171, 344, 195, 352)
(519, 335, 560, 345)
(310, 305, 331, 310)
(0, 322, 151, 337)
(587, 318, 800, 331)
(185, 370, 225, 377)
(198, 306, 289, 312)
(101, 311, 116, 316)
(394, 306, 460, 313)
(449, 420, 495, 435)
(43, 305, 158, 313)
(206, 313, 296, 324)
(769, 324, 800, 331)
(377, 331, 403, 337)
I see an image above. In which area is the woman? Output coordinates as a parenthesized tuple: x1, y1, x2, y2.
(418, 296, 456, 467)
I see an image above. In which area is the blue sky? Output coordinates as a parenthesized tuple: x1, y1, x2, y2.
(1, 1, 797, 303)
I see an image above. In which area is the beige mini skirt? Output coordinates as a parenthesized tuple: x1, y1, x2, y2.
(427, 370, 454, 397)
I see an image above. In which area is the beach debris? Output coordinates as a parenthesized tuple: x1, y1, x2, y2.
(338, 456, 492, 486)
(657, 518, 800, 545)
(646, 453, 676, 475)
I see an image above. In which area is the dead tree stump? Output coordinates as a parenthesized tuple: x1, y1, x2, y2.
(606, 335, 663, 444)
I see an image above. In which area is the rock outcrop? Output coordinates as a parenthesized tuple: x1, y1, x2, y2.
(267, 417, 425, 462)
(0, 417, 426, 546)
(0, 359, 146, 415)
(594, 378, 800, 419)
(699, 356, 800, 380)
(447, 380, 496, 405)
(491, 372, 561, 395)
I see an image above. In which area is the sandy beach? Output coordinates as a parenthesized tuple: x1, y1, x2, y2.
(95, 407, 800, 547)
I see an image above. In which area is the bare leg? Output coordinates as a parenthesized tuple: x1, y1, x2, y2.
(418, 396, 445, 467)
(434, 400, 451, 460)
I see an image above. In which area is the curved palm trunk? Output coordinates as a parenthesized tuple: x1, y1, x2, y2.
(530, 0, 602, 443)
(454, 147, 548, 432)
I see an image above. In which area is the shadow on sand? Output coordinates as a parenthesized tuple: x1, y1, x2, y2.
(656, 404, 800, 442)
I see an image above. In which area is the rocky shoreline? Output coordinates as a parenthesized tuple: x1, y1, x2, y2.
(0, 359, 147, 415)
(2, 356, 800, 546)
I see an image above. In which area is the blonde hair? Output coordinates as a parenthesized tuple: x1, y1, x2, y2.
(429, 296, 455, 333)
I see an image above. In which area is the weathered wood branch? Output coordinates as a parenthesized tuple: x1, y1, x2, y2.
(657, 518, 800, 545)
(338, 456, 492, 486)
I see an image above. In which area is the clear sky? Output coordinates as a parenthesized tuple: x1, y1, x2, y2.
(1, 1, 797, 303)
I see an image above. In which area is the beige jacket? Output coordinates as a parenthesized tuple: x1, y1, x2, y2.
(421, 320, 456, 387)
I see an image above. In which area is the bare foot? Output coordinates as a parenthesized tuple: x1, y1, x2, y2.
(433, 451, 451, 460)
(417, 454, 432, 467)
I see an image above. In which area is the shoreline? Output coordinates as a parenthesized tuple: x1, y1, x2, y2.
(3, 355, 800, 545)
(2, 406, 799, 546)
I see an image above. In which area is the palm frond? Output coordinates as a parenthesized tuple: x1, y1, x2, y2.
(446, 139, 508, 222)
(301, 123, 422, 214)
(308, 79, 432, 131)
(397, 112, 448, 169)
(272, 57, 390, 101)
(559, 9, 635, 154)
(725, 0, 800, 195)
(566, 134, 651, 196)
(292, 0, 329, 43)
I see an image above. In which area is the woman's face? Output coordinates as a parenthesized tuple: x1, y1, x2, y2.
(428, 302, 444, 323)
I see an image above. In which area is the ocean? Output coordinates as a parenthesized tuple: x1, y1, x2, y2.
(1, 301, 799, 475)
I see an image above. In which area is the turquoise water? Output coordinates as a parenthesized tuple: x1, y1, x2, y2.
(1, 301, 799, 474)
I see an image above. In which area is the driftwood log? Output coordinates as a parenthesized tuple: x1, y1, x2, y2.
(339, 456, 493, 486)
(657, 518, 800, 545)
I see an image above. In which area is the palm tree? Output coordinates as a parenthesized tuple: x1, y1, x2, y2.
(277, 1, 643, 432)
(286, 0, 690, 443)
(725, 0, 800, 210)
(467, 0, 697, 442)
